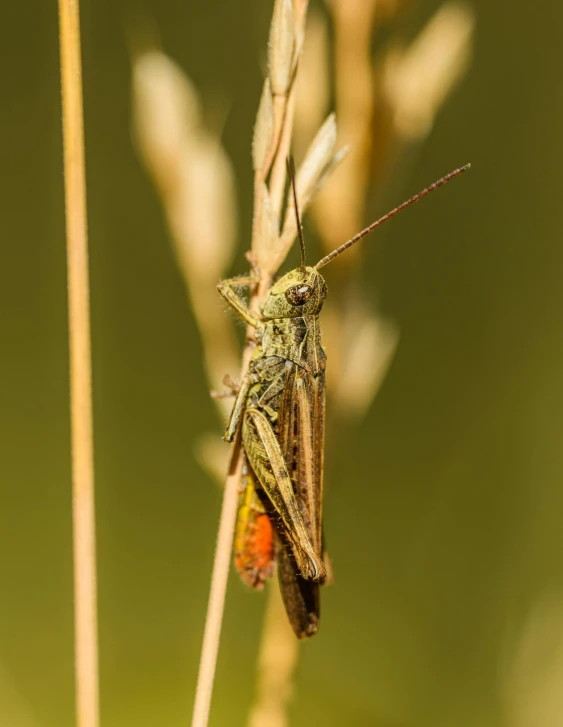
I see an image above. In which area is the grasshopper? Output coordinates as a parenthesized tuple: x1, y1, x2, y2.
(218, 162, 470, 638)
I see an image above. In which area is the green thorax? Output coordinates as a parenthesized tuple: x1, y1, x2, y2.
(256, 267, 327, 374)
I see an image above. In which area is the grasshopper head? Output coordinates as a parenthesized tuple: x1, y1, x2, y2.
(261, 267, 327, 319)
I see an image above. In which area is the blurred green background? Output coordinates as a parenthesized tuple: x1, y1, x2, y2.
(2, 0, 563, 725)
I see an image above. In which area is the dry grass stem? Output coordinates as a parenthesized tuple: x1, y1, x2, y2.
(169, 3, 315, 710)
(191, 443, 245, 727)
(248, 582, 299, 727)
(58, 1, 99, 726)
(192, 2, 323, 722)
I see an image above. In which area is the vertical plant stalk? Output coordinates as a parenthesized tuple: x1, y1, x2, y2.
(248, 580, 298, 727)
(58, 2, 99, 727)
(191, 434, 244, 727)
(191, 283, 269, 727)
(192, 3, 312, 723)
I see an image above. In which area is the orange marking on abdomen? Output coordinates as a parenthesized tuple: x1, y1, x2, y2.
(234, 509, 274, 589)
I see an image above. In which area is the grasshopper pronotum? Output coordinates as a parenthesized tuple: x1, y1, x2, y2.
(218, 162, 470, 638)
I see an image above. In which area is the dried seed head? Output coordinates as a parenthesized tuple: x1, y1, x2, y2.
(269, 0, 297, 96)
(292, 0, 310, 27)
(255, 184, 280, 272)
(292, 0, 311, 69)
(281, 114, 349, 244)
(168, 139, 237, 284)
(296, 113, 336, 196)
(253, 79, 275, 171)
(311, 144, 350, 206)
(133, 50, 202, 186)
(324, 301, 399, 418)
(384, 1, 475, 140)
(338, 313, 398, 418)
(132, 50, 237, 285)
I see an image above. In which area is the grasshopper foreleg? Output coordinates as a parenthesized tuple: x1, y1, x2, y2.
(217, 275, 261, 328)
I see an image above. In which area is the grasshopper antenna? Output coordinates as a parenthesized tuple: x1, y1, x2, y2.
(315, 164, 471, 270)
(287, 156, 307, 272)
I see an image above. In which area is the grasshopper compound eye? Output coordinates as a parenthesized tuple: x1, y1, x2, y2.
(285, 284, 313, 306)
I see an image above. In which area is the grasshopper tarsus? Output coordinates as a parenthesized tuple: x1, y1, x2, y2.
(211, 390, 235, 400)
(223, 373, 240, 391)
(210, 374, 241, 401)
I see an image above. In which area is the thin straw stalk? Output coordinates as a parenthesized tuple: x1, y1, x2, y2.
(192, 4, 310, 720)
(58, 1, 99, 727)
(192, 278, 270, 727)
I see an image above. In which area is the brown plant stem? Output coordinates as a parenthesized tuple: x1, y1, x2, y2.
(58, 1, 99, 727)
(193, 3, 313, 724)
(248, 581, 299, 727)
(192, 275, 270, 727)
(191, 433, 245, 727)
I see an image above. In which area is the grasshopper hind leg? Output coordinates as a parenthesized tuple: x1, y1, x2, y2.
(242, 408, 326, 582)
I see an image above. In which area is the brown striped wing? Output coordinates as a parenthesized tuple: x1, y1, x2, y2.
(275, 363, 327, 638)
